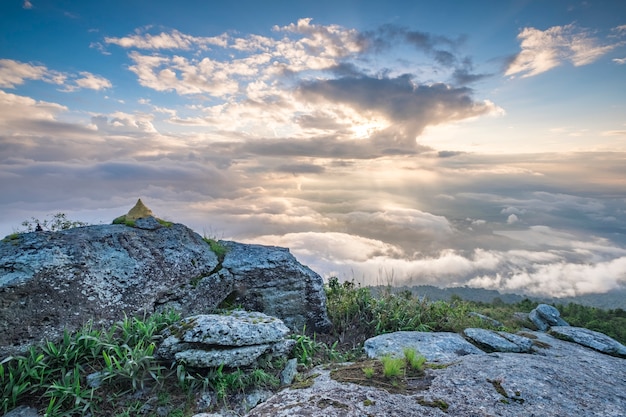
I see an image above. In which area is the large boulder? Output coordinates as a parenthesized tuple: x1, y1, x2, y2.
(0, 221, 330, 358)
(529, 304, 569, 331)
(157, 311, 295, 368)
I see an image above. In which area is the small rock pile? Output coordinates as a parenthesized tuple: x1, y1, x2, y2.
(157, 311, 296, 368)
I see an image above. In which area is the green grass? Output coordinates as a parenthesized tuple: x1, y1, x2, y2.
(380, 355, 404, 379)
(203, 237, 229, 258)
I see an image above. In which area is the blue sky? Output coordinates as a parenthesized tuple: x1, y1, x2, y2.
(1, 0, 626, 297)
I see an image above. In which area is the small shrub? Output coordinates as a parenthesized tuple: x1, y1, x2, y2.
(362, 366, 375, 379)
(20, 212, 89, 232)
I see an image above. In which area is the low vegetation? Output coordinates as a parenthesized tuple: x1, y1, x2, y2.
(2, 274, 625, 415)
(17, 212, 89, 233)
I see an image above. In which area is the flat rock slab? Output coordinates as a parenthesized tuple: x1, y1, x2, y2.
(175, 344, 272, 368)
(364, 331, 484, 363)
(249, 332, 626, 417)
(464, 328, 533, 353)
(549, 326, 626, 358)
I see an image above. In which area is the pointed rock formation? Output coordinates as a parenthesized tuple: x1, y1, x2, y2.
(126, 198, 154, 220)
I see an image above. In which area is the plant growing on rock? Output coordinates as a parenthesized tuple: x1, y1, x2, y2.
(380, 355, 404, 379)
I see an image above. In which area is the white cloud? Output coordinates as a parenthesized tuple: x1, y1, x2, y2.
(613, 57, 626, 65)
(506, 214, 519, 224)
(0, 59, 110, 92)
(506, 24, 618, 77)
(0, 59, 52, 88)
(73, 72, 112, 90)
(105, 28, 228, 50)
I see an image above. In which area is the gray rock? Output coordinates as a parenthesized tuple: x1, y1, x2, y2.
(364, 331, 484, 363)
(221, 241, 331, 333)
(249, 331, 626, 417)
(134, 216, 162, 230)
(175, 344, 272, 368)
(165, 311, 290, 346)
(1, 406, 41, 417)
(529, 304, 569, 331)
(280, 358, 298, 386)
(463, 328, 533, 353)
(549, 326, 626, 358)
(0, 224, 330, 358)
(157, 311, 295, 368)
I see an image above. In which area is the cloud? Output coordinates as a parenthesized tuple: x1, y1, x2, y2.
(0, 59, 56, 88)
(0, 59, 110, 91)
(298, 74, 500, 151)
(507, 214, 519, 224)
(73, 72, 112, 90)
(22, 0, 33, 9)
(105, 28, 228, 50)
(613, 57, 626, 65)
(506, 24, 619, 77)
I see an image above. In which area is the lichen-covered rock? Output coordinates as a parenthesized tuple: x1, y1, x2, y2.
(0, 223, 330, 358)
(157, 311, 294, 368)
(463, 328, 533, 353)
(220, 241, 332, 333)
(364, 331, 484, 363)
(165, 311, 290, 346)
(529, 304, 569, 331)
(549, 326, 626, 358)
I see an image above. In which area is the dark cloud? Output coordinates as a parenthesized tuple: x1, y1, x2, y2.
(298, 74, 495, 150)
(275, 163, 325, 174)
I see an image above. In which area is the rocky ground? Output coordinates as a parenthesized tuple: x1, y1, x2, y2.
(246, 331, 626, 417)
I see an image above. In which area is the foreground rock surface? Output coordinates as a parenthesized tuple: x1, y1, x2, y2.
(0, 222, 330, 358)
(249, 331, 626, 417)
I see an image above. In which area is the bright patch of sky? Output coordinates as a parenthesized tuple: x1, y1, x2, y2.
(1, 0, 626, 297)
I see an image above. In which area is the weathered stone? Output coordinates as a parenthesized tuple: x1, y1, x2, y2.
(165, 311, 290, 346)
(529, 304, 569, 331)
(463, 328, 533, 353)
(249, 331, 626, 417)
(157, 311, 295, 368)
(175, 344, 272, 368)
(549, 326, 626, 358)
(280, 358, 298, 386)
(364, 331, 484, 363)
(1, 406, 41, 417)
(0, 222, 330, 358)
(134, 216, 162, 230)
(220, 241, 331, 333)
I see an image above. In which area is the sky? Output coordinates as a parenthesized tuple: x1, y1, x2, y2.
(1, 0, 626, 298)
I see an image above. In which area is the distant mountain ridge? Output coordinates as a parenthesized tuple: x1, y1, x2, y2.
(372, 285, 626, 310)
